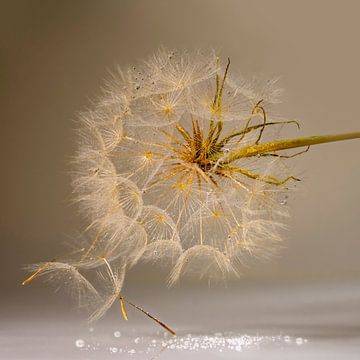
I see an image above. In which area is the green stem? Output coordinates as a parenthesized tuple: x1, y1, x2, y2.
(225, 131, 360, 162)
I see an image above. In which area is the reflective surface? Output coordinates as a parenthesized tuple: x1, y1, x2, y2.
(2, 281, 359, 359)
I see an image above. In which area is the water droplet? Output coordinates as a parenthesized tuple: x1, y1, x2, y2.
(114, 331, 121, 338)
(135, 84, 140, 90)
(296, 337, 304, 345)
(75, 339, 85, 348)
(109, 346, 118, 353)
(280, 199, 287, 205)
(128, 349, 136, 355)
(134, 337, 140, 344)
(284, 336, 291, 343)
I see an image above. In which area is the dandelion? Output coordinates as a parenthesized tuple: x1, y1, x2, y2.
(22, 48, 359, 332)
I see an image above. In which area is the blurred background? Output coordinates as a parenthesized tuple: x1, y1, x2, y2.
(1, 1, 359, 358)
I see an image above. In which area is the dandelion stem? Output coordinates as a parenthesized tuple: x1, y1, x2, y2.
(225, 131, 360, 162)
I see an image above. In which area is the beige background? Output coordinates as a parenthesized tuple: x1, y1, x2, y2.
(1, 0, 359, 298)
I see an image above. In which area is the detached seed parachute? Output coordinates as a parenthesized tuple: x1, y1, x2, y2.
(23, 49, 360, 333)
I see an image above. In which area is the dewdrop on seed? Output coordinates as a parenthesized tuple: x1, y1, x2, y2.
(22, 48, 360, 334)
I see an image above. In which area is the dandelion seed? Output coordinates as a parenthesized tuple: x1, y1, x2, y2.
(88, 258, 126, 322)
(23, 262, 101, 310)
(89, 258, 176, 336)
(22, 48, 359, 331)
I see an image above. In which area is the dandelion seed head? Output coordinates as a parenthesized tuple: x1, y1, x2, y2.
(70, 48, 296, 286)
(27, 48, 356, 325)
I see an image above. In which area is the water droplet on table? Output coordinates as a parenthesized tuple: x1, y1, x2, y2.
(75, 339, 85, 348)
(109, 346, 118, 353)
